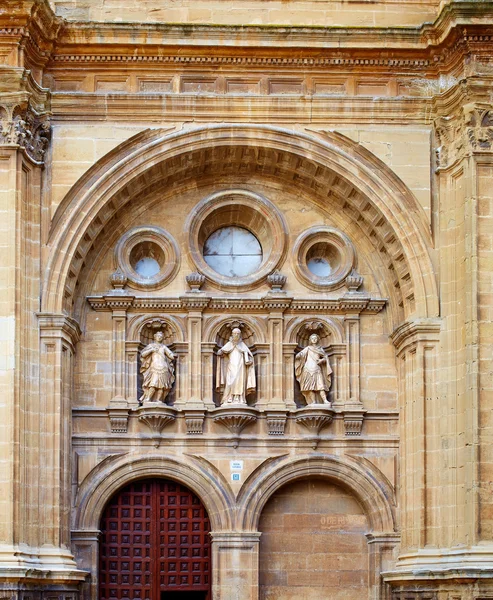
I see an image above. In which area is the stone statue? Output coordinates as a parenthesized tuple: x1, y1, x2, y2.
(295, 333, 332, 405)
(139, 331, 175, 404)
(216, 328, 256, 405)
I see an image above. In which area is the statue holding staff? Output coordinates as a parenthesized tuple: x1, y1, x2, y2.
(216, 327, 256, 405)
(295, 333, 332, 405)
(139, 331, 175, 404)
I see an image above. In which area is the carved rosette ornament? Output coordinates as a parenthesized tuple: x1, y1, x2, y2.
(0, 102, 51, 164)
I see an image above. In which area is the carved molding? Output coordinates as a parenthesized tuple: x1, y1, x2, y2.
(265, 411, 288, 436)
(87, 294, 387, 315)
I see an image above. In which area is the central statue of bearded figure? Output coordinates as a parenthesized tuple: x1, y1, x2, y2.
(295, 333, 332, 406)
(216, 328, 256, 405)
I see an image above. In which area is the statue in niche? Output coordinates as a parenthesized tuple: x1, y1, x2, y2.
(295, 333, 332, 406)
(139, 331, 175, 404)
(216, 328, 256, 405)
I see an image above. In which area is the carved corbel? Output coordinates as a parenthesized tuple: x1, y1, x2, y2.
(0, 100, 51, 165)
(434, 102, 493, 170)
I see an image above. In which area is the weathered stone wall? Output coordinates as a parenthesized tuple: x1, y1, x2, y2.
(259, 478, 369, 600)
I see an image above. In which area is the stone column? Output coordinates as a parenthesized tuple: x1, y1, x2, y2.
(263, 297, 291, 411)
(71, 530, 100, 600)
(210, 532, 261, 600)
(385, 319, 440, 581)
(180, 296, 210, 411)
(0, 93, 85, 596)
(37, 314, 88, 577)
(125, 340, 140, 409)
(201, 342, 216, 410)
(344, 314, 361, 406)
(107, 297, 133, 432)
(282, 343, 298, 410)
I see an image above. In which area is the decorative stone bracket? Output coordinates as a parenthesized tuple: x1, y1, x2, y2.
(135, 404, 178, 447)
(294, 405, 335, 449)
(265, 410, 288, 435)
(210, 406, 259, 448)
(342, 408, 367, 436)
(0, 101, 51, 165)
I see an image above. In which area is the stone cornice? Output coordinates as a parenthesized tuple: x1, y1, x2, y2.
(52, 3, 493, 52)
(87, 295, 387, 315)
(0, 0, 64, 71)
(2, 0, 493, 78)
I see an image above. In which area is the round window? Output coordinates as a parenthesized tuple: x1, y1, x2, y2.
(185, 189, 288, 291)
(114, 226, 180, 290)
(306, 242, 342, 278)
(292, 226, 355, 291)
(129, 241, 164, 278)
(203, 227, 262, 277)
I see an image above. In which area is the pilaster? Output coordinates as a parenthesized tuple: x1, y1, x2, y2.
(181, 295, 210, 409)
(210, 531, 261, 600)
(107, 296, 133, 433)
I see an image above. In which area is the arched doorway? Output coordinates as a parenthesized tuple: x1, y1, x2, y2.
(99, 478, 211, 600)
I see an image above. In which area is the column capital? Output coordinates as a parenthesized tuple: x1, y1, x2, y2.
(210, 531, 262, 545)
(37, 313, 81, 347)
(391, 318, 441, 356)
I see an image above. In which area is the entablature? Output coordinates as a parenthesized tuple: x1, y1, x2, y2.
(86, 294, 387, 315)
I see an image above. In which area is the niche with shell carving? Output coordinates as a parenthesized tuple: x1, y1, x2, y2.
(137, 319, 177, 405)
(213, 319, 259, 407)
(292, 319, 347, 408)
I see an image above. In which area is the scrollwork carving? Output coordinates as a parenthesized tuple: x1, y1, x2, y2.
(435, 103, 493, 169)
(0, 102, 50, 164)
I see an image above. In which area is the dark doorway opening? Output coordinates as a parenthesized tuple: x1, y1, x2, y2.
(161, 593, 208, 600)
(99, 479, 211, 600)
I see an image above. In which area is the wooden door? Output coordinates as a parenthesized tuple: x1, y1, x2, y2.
(99, 479, 211, 600)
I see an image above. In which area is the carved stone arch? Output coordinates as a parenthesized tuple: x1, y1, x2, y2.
(127, 313, 186, 343)
(284, 315, 345, 345)
(74, 452, 234, 533)
(44, 124, 438, 326)
(203, 314, 267, 346)
(236, 454, 397, 534)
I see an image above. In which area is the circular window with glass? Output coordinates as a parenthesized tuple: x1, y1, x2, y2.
(293, 226, 355, 291)
(203, 226, 263, 277)
(115, 226, 180, 290)
(185, 189, 288, 291)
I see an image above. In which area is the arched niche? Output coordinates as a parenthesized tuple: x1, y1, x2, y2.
(44, 125, 438, 328)
(285, 317, 346, 407)
(205, 316, 265, 408)
(237, 453, 396, 534)
(258, 477, 370, 600)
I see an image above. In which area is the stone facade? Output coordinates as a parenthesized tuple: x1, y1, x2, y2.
(1, 0, 493, 599)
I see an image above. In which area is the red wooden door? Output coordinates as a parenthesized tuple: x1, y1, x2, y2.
(99, 479, 211, 600)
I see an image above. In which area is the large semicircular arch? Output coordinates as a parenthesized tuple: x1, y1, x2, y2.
(44, 124, 438, 321)
(74, 452, 235, 532)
